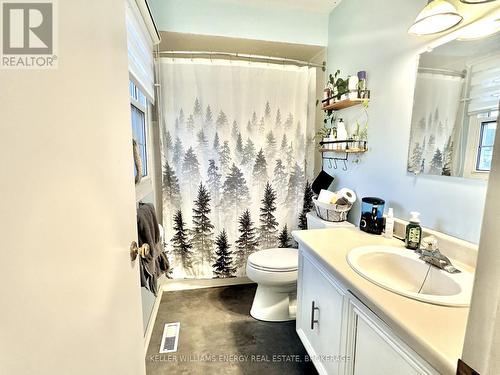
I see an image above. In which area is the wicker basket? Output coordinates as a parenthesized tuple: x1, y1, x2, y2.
(313, 198, 352, 222)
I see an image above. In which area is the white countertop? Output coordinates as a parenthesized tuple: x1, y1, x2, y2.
(292, 227, 471, 375)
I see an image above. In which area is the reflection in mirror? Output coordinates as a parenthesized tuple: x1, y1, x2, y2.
(407, 32, 499, 179)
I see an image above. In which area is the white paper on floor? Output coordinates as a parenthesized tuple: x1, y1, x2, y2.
(159, 322, 180, 353)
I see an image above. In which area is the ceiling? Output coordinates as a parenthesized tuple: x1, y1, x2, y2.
(431, 32, 500, 58)
(420, 32, 500, 70)
(217, 0, 342, 13)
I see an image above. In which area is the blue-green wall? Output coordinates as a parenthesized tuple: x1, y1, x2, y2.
(149, 0, 328, 46)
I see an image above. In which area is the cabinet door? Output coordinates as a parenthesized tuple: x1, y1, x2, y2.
(350, 297, 439, 375)
(297, 252, 347, 375)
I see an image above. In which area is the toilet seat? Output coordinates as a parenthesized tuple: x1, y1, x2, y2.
(247, 248, 298, 272)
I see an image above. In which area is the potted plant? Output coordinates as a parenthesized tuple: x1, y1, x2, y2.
(329, 70, 349, 101)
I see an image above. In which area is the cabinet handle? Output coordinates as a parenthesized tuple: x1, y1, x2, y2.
(310, 301, 319, 330)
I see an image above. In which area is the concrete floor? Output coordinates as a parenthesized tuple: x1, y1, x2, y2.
(146, 284, 317, 375)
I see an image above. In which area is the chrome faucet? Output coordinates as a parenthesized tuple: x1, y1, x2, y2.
(418, 236, 460, 274)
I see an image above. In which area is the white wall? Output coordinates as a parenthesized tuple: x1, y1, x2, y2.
(0, 1, 146, 374)
(149, 0, 329, 46)
(326, 0, 497, 243)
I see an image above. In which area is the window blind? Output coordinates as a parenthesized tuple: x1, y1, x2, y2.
(126, 0, 155, 102)
(467, 55, 500, 114)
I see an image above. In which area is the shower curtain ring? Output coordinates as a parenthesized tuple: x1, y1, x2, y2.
(333, 159, 338, 169)
(328, 159, 333, 169)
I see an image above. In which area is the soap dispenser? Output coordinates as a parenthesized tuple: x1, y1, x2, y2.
(405, 211, 422, 250)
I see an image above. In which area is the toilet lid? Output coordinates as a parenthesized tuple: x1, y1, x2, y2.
(248, 248, 298, 272)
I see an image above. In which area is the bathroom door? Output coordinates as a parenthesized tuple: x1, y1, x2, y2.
(0, 1, 146, 375)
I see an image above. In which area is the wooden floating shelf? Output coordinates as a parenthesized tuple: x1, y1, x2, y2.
(319, 148, 367, 154)
(322, 98, 369, 111)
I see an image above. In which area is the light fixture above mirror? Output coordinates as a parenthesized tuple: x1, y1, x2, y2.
(408, 0, 463, 35)
(460, 0, 498, 3)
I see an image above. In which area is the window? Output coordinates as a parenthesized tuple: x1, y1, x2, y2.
(476, 120, 497, 172)
(130, 80, 148, 177)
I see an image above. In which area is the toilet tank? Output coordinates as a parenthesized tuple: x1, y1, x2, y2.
(306, 212, 355, 230)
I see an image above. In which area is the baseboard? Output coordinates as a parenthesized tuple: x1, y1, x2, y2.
(161, 276, 254, 292)
(144, 287, 163, 355)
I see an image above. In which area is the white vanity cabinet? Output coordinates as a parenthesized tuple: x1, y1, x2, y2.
(296, 253, 348, 375)
(297, 248, 440, 375)
(347, 297, 439, 375)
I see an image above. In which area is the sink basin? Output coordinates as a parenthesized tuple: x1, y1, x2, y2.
(347, 246, 474, 307)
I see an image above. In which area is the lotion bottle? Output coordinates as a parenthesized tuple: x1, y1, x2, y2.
(384, 208, 394, 239)
(337, 118, 347, 150)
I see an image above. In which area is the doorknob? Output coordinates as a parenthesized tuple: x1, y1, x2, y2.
(130, 241, 150, 261)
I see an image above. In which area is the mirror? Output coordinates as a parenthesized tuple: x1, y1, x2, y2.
(407, 32, 500, 179)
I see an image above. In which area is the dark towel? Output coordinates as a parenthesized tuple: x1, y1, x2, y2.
(137, 203, 169, 295)
(311, 170, 334, 195)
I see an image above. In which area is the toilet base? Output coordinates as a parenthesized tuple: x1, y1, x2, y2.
(250, 284, 297, 322)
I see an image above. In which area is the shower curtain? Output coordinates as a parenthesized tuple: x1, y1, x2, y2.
(407, 72, 464, 176)
(160, 58, 316, 279)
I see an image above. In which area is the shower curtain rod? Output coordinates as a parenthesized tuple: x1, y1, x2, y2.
(157, 50, 326, 71)
(418, 67, 466, 78)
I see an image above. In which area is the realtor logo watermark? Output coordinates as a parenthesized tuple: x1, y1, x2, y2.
(1, 0, 57, 69)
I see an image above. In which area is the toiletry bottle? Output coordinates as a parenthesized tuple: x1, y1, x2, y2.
(384, 208, 394, 239)
(348, 75, 359, 100)
(405, 211, 422, 250)
(328, 127, 336, 150)
(337, 118, 347, 150)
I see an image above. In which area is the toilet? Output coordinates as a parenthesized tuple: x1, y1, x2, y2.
(246, 248, 298, 322)
(246, 214, 355, 322)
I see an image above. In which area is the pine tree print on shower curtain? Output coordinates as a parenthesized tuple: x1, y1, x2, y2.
(160, 58, 316, 279)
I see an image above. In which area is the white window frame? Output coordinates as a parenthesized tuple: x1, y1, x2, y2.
(463, 113, 497, 179)
(130, 78, 154, 201)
